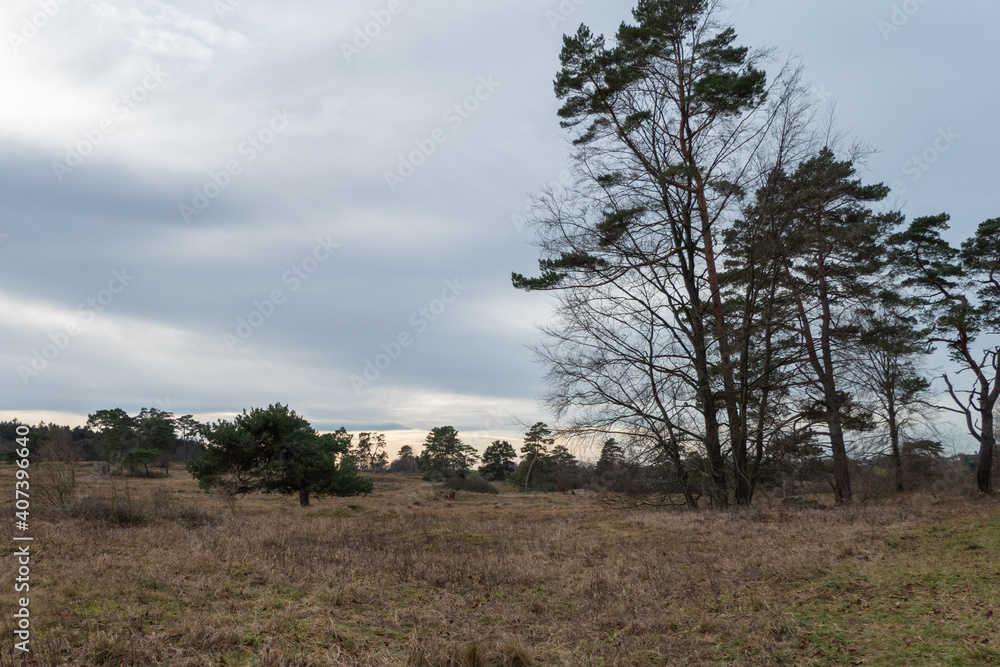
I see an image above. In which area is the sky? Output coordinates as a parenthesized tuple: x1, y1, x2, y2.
(1, 0, 997, 457)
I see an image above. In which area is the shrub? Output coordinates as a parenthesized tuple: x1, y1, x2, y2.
(69, 496, 148, 527)
(35, 427, 80, 508)
(67, 486, 220, 528)
(443, 476, 499, 495)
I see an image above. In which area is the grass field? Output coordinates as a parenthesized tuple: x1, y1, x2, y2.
(1, 464, 997, 665)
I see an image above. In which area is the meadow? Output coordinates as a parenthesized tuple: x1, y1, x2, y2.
(1, 464, 998, 666)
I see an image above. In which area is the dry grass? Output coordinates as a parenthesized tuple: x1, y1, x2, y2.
(0, 464, 997, 665)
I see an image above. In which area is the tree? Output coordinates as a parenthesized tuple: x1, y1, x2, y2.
(549, 443, 579, 489)
(595, 438, 623, 477)
(354, 432, 389, 472)
(722, 167, 812, 506)
(389, 444, 419, 473)
(513, 0, 808, 508)
(479, 440, 518, 481)
(121, 448, 159, 477)
(852, 303, 934, 492)
(137, 408, 177, 474)
(530, 284, 708, 506)
(187, 404, 372, 506)
(418, 426, 477, 480)
(889, 214, 1000, 494)
(756, 148, 900, 504)
(174, 414, 203, 462)
(87, 408, 136, 469)
(902, 439, 944, 481)
(521, 422, 554, 491)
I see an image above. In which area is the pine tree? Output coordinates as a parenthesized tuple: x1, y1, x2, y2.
(479, 440, 518, 481)
(187, 404, 372, 506)
(889, 214, 1000, 493)
(595, 438, 623, 477)
(765, 148, 901, 504)
(419, 426, 478, 480)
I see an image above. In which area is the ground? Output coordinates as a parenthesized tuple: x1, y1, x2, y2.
(0, 464, 997, 666)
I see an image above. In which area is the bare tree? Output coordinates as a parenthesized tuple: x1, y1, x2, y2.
(35, 426, 80, 509)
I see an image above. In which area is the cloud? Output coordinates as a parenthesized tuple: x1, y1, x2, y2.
(89, 1, 248, 61)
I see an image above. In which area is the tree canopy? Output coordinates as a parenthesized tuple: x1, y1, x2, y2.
(187, 404, 373, 506)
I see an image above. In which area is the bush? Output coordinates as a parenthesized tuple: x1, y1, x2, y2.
(69, 496, 148, 527)
(35, 427, 80, 508)
(67, 485, 220, 528)
(443, 476, 499, 495)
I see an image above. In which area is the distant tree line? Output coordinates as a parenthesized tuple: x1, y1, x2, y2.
(1, 409, 201, 475)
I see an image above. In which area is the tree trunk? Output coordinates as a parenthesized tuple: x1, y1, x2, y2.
(663, 434, 697, 509)
(695, 182, 744, 507)
(298, 488, 310, 507)
(827, 406, 853, 505)
(524, 453, 539, 493)
(816, 250, 851, 505)
(693, 345, 729, 509)
(685, 289, 729, 509)
(887, 394, 904, 492)
(977, 398, 995, 494)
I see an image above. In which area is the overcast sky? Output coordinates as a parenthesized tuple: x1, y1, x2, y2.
(1, 0, 997, 456)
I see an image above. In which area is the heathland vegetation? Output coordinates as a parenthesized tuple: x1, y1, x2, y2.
(3, 0, 1000, 664)
(1, 464, 998, 665)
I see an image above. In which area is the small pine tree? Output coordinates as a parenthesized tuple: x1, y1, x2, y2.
(479, 440, 518, 481)
(187, 404, 373, 506)
(595, 438, 623, 478)
(521, 422, 554, 492)
(419, 426, 478, 480)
